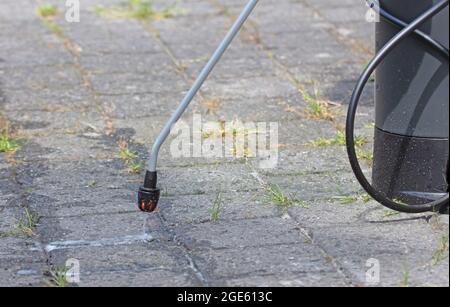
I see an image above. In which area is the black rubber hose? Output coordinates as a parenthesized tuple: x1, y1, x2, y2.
(366, 0, 449, 58)
(346, 0, 449, 213)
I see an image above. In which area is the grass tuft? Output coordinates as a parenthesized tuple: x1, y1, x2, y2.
(332, 193, 372, 204)
(118, 139, 138, 161)
(265, 184, 308, 212)
(0, 128, 19, 153)
(1, 208, 40, 238)
(127, 161, 143, 174)
(309, 130, 367, 147)
(356, 147, 374, 166)
(210, 192, 223, 222)
(44, 266, 68, 287)
(36, 4, 63, 34)
(117, 139, 143, 174)
(400, 261, 409, 287)
(42, 20, 63, 34)
(383, 209, 401, 218)
(95, 0, 176, 20)
(382, 200, 407, 218)
(432, 235, 449, 266)
(16, 208, 40, 237)
(36, 4, 58, 18)
(298, 81, 340, 121)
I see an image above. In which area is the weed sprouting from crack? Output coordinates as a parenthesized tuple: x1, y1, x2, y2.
(308, 129, 373, 166)
(332, 193, 372, 204)
(36, 4, 63, 34)
(400, 260, 410, 287)
(264, 183, 308, 212)
(16, 208, 39, 236)
(383, 209, 401, 218)
(432, 235, 449, 266)
(44, 266, 69, 287)
(42, 20, 63, 34)
(95, 0, 177, 20)
(356, 147, 374, 166)
(0, 127, 19, 153)
(36, 4, 58, 18)
(298, 81, 341, 122)
(210, 192, 223, 222)
(87, 180, 97, 188)
(0, 208, 40, 238)
(117, 139, 143, 174)
(118, 139, 138, 161)
(309, 130, 368, 147)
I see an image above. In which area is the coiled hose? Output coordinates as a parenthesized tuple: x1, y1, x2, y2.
(346, 0, 449, 213)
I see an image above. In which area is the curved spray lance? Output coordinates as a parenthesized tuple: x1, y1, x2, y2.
(138, 0, 260, 212)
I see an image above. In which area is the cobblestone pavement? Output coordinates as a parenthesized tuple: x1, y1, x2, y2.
(1, 0, 448, 287)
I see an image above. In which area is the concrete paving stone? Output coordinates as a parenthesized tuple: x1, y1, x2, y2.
(260, 170, 365, 201)
(80, 52, 173, 75)
(59, 17, 165, 55)
(288, 198, 380, 228)
(213, 95, 305, 122)
(19, 159, 129, 192)
(1, 87, 92, 112)
(192, 242, 343, 281)
(97, 90, 191, 119)
(0, 263, 44, 287)
(152, 0, 216, 17)
(0, 2, 36, 23)
(203, 75, 299, 100)
(0, 236, 44, 265)
(0, 65, 83, 91)
(8, 110, 105, 135)
(48, 243, 183, 275)
(76, 268, 198, 287)
(0, 16, 74, 67)
(184, 46, 279, 82)
(153, 14, 238, 62)
(307, 222, 449, 286)
(301, 0, 375, 48)
(13, 135, 114, 162)
(158, 191, 280, 226)
(0, 205, 22, 233)
(174, 217, 307, 250)
(28, 186, 138, 218)
(111, 103, 220, 147)
(0, 47, 74, 69)
(89, 71, 188, 96)
(0, 178, 18, 199)
(38, 211, 148, 243)
(224, 272, 348, 287)
(156, 163, 261, 197)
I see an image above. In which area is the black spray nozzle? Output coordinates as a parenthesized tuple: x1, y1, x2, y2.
(138, 171, 160, 213)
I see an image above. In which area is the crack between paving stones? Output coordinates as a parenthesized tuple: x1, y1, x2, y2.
(156, 212, 210, 286)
